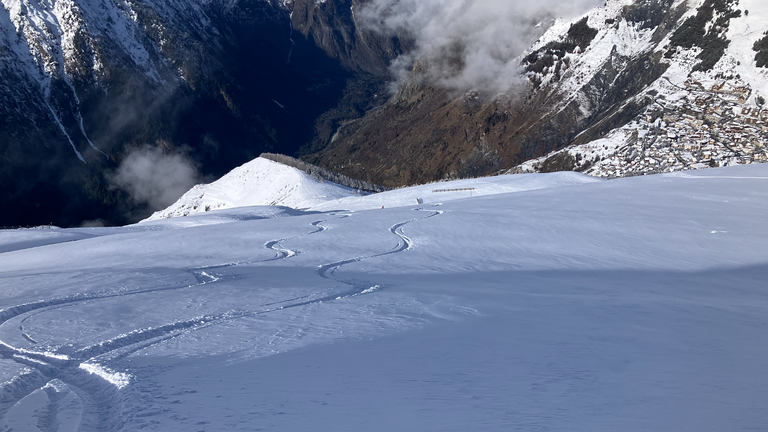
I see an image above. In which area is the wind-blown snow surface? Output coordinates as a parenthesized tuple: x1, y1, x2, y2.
(2, 165, 768, 431)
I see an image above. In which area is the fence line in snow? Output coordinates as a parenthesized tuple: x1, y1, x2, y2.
(432, 188, 476, 193)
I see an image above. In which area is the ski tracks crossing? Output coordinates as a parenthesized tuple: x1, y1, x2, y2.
(0, 207, 444, 430)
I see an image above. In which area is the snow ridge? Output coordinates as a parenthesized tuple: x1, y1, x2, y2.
(144, 157, 361, 221)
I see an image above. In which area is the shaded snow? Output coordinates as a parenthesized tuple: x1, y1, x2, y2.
(725, 0, 768, 104)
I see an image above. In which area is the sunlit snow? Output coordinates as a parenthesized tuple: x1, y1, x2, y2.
(1, 164, 767, 431)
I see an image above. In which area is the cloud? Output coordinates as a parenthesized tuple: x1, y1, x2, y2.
(359, 0, 602, 95)
(110, 146, 200, 211)
(80, 219, 107, 228)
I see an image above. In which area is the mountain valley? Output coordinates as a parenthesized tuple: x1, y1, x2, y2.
(1, 0, 767, 226)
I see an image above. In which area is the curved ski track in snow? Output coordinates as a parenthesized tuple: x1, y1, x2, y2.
(0, 209, 444, 430)
(0, 216, 341, 431)
(315, 208, 444, 301)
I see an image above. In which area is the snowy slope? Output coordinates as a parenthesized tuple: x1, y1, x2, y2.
(312, 170, 602, 211)
(724, 0, 768, 100)
(526, 0, 656, 114)
(1, 165, 768, 431)
(148, 156, 602, 220)
(144, 157, 361, 220)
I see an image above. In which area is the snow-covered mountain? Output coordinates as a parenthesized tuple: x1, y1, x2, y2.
(0, 0, 399, 227)
(4, 0, 768, 227)
(310, 0, 768, 185)
(146, 155, 602, 220)
(507, 0, 768, 177)
(0, 0, 292, 226)
(144, 157, 362, 220)
(2, 164, 768, 430)
(4, 2, 768, 426)
(0, 0, 284, 155)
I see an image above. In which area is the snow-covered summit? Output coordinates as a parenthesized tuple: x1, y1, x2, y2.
(144, 157, 360, 221)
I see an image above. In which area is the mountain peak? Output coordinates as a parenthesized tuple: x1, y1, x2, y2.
(144, 157, 361, 221)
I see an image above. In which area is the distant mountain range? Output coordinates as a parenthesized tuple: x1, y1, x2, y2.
(2, 0, 767, 227)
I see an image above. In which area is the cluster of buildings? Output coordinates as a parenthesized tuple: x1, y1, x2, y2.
(518, 76, 768, 178)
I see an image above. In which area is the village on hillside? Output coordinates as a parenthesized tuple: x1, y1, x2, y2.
(513, 74, 768, 178)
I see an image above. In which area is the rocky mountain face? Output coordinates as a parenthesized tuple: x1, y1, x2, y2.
(0, 0, 397, 226)
(504, 0, 768, 178)
(3, 0, 767, 226)
(306, 0, 768, 186)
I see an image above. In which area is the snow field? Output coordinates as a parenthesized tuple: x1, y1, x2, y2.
(0, 164, 767, 430)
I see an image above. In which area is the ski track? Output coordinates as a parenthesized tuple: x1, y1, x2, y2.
(0, 208, 444, 430)
(0, 216, 340, 431)
(315, 208, 444, 300)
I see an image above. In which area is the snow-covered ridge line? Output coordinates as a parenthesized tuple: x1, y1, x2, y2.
(143, 157, 362, 221)
(147, 155, 602, 221)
